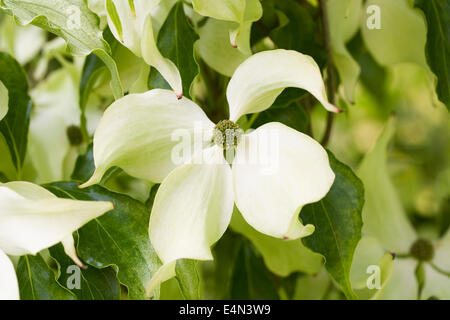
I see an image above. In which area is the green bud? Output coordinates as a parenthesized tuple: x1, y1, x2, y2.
(66, 125, 83, 146)
(409, 238, 434, 262)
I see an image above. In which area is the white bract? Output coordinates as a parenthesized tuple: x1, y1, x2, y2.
(80, 49, 339, 296)
(0, 181, 113, 299)
(105, 0, 182, 96)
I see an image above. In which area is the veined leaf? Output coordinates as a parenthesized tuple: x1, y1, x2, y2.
(49, 242, 120, 300)
(206, 231, 279, 299)
(0, 52, 31, 176)
(175, 259, 200, 300)
(148, 1, 199, 99)
(229, 238, 279, 300)
(415, 0, 450, 110)
(17, 254, 76, 300)
(300, 151, 364, 300)
(44, 182, 162, 300)
(0, 0, 123, 99)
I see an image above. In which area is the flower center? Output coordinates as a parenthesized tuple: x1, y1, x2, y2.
(213, 120, 242, 150)
(409, 238, 434, 262)
(66, 125, 83, 146)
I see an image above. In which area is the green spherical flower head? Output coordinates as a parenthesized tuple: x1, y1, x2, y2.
(409, 238, 434, 262)
(213, 120, 242, 150)
(66, 125, 83, 146)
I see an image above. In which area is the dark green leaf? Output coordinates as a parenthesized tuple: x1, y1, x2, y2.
(145, 184, 160, 209)
(71, 143, 120, 184)
(148, 2, 199, 98)
(49, 243, 120, 300)
(71, 144, 95, 182)
(251, 0, 279, 45)
(252, 102, 309, 133)
(271, 88, 307, 109)
(268, 0, 326, 67)
(229, 239, 280, 300)
(203, 231, 279, 300)
(175, 259, 200, 300)
(0, 52, 31, 174)
(44, 182, 161, 300)
(300, 151, 364, 300)
(415, 0, 450, 110)
(205, 231, 241, 299)
(79, 53, 106, 140)
(17, 254, 76, 300)
(348, 32, 388, 104)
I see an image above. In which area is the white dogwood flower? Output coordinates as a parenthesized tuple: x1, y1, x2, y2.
(105, 0, 182, 97)
(0, 181, 113, 300)
(80, 49, 340, 296)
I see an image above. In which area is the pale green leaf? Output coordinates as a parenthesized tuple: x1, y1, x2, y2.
(0, 0, 123, 99)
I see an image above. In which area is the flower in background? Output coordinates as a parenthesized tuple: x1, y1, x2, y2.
(104, 0, 182, 96)
(351, 119, 450, 299)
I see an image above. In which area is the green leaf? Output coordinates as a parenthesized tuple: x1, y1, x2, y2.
(0, 52, 31, 175)
(293, 269, 333, 300)
(17, 254, 76, 300)
(268, 0, 327, 67)
(79, 53, 107, 141)
(300, 151, 364, 300)
(415, 0, 450, 110)
(229, 238, 280, 300)
(205, 231, 241, 299)
(204, 231, 278, 299)
(44, 182, 162, 300)
(252, 102, 309, 133)
(49, 242, 120, 300)
(348, 33, 388, 103)
(230, 208, 323, 277)
(71, 143, 120, 185)
(361, 0, 428, 69)
(175, 259, 200, 300)
(251, 0, 278, 45)
(148, 1, 199, 98)
(0, 0, 123, 99)
(71, 144, 95, 182)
